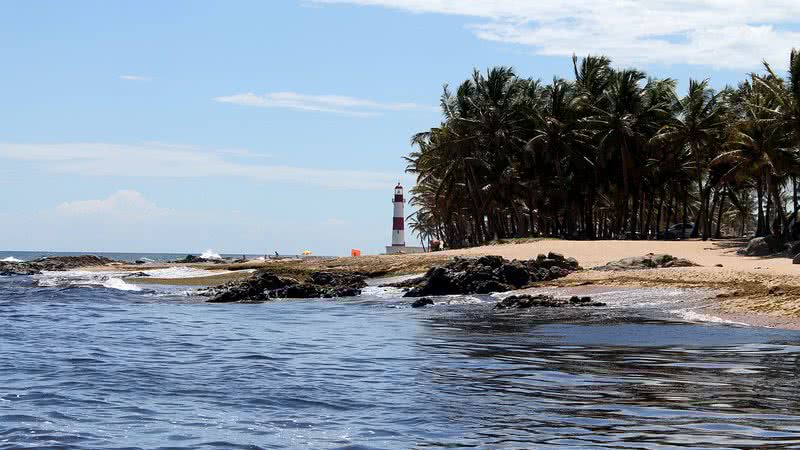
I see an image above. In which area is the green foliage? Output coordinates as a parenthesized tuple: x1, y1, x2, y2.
(407, 52, 800, 247)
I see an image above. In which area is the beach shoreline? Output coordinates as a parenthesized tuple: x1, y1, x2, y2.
(71, 238, 800, 329)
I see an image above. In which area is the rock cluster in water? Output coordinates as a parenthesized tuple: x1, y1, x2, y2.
(0, 255, 116, 276)
(398, 254, 580, 297)
(171, 254, 226, 264)
(494, 294, 606, 309)
(592, 253, 697, 271)
(203, 270, 367, 303)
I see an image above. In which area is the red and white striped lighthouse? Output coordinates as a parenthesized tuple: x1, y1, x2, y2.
(391, 183, 405, 247)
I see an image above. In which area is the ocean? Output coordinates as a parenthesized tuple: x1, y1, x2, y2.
(2, 253, 800, 449)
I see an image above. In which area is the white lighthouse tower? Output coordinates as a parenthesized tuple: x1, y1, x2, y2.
(391, 183, 405, 247)
(386, 183, 424, 254)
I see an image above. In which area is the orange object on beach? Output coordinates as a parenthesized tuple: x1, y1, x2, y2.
(351, 249, 361, 257)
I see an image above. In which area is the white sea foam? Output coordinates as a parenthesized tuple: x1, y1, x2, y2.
(200, 249, 222, 260)
(670, 308, 750, 326)
(141, 267, 227, 279)
(1, 256, 23, 263)
(101, 277, 143, 292)
(34, 270, 142, 292)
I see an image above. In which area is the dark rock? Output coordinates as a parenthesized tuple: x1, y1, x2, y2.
(496, 260, 530, 287)
(123, 272, 150, 278)
(171, 254, 227, 264)
(402, 255, 579, 297)
(309, 271, 367, 288)
(477, 255, 504, 269)
(593, 254, 698, 271)
(495, 294, 606, 309)
(205, 271, 299, 303)
(473, 280, 511, 294)
(0, 262, 40, 276)
(411, 297, 434, 308)
(204, 270, 367, 303)
(739, 236, 783, 256)
(0, 255, 117, 276)
(793, 254, 800, 265)
(380, 276, 425, 289)
(569, 295, 593, 304)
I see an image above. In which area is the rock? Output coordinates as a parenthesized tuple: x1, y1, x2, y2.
(593, 254, 698, 271)
(204, 270, 367, 303)
(403, 255, 579, 297)
(793, 254, 800, 265)
(123, 272, 150, 278)
(0, 255, 117, 276)
(739, 236, 783, 256)
(205, 271, 299, 303)
(0, 262, 40, 276)
(171, 254, 227, 264)
(715, 264, 724, 267)
(309, 271, 367, 288)
(568, 295, 593, 304)
(495, 261, 530, 287)
(495, 294, 606, 309)
(380, 276, 425, 289)
(411, 297, 434, 308)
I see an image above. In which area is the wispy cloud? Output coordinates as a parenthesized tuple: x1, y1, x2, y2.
(313, 0, 800, 70)
(55, 190, 169, 222)
(0, 142, 399, 190)
(120, 74, 152, 81)
(214, 91, 436, 117)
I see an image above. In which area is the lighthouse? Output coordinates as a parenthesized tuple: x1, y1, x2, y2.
(391, 183, 405, 247)
(385, 183, 424, 254)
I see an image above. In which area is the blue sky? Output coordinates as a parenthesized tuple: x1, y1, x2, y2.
(1, 0, 799, 255)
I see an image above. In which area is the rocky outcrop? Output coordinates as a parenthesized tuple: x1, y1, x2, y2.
(411, 297, 434, 308)
(0, 255, 116, 276)
(738, 236, 784, 256)
(172, 254, 225, 264)
(495, 294, 606, 309)
(0, 263, 40, 276)
(593, 254, 697, 271)
(203, 270, 367, 303)
(401, 254, 580, 297)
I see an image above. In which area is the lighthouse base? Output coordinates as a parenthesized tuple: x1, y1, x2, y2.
(385, 245, 425, 255)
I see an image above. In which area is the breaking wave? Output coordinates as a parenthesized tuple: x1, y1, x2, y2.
(200, 249, 222, 260)
(1, 256, 23, 263)
(34, 270, 142, 292)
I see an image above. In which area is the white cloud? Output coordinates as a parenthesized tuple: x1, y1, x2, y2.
(313, 0, 800, 70)
(55, 190, 169, 222)
(214, 91, 436, 116)
(0, 142, 398, 190)
(120, 75, 152, 81)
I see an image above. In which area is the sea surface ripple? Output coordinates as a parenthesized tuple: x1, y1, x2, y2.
(2, 274, 800, 449)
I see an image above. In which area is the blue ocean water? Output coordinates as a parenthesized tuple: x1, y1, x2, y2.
(0, 251, 267, 263)
(2, 271, 800, 449)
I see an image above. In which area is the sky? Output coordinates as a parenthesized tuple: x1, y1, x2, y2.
(2, 0, 800, 255)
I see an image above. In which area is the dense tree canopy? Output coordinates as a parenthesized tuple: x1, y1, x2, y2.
(406, 52, 800, 248)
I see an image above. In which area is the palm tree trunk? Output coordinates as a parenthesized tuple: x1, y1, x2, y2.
(756, 176, 766, 236)
(715, 188, 726, 238)
(690, 177, 705, 238)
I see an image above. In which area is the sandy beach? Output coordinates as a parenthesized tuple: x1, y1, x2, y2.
(441, 239, 800, 328)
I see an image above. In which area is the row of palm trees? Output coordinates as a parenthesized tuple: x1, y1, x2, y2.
(406, 51, 800, 248)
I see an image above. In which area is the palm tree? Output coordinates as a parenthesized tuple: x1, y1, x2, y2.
(653, 79, 728, 239)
